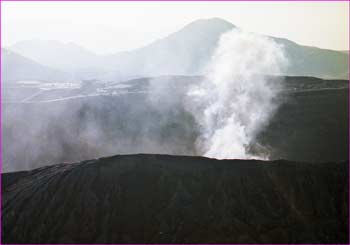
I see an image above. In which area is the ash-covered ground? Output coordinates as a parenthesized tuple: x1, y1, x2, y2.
(2, 154, 348, 243)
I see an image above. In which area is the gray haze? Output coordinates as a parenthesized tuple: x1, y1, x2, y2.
(2, 17, 349, 172)
(3, 2, 348, 53)
(3, 18, 349, 81)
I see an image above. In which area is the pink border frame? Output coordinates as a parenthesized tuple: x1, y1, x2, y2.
(0, 1, 348, 244)
(0, 0, 348, 1)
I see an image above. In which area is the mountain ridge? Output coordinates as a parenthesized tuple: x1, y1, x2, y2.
(5, 18, 349, 81)
(1, 48, 70, 82)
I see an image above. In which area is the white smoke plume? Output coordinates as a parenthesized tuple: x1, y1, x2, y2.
(187, 29, 288, 160)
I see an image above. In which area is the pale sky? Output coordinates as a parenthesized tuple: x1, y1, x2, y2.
(2, 1, 349, 54)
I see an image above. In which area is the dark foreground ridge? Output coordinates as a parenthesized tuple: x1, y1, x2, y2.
(2, 154, 349, 243)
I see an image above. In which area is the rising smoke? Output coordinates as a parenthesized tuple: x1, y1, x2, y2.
(186, 29, 288, 159)
(3, 29, 288, 173)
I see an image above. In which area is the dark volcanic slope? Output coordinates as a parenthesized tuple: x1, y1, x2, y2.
(2, 154, 348, 244)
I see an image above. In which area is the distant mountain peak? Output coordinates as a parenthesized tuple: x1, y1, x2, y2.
(6, 18, 349, 80)
(179, 17, 236, 34)
(155, 17, 235, 47)
(9, 39, 98, 70)
(188, 17, 235, 27)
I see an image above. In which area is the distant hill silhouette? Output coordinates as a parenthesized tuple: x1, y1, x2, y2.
(2, 49, 69, 82)
(7, 18, 349, 81)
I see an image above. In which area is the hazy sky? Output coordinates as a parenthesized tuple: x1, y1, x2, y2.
(2, 1, 349, 54)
